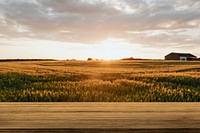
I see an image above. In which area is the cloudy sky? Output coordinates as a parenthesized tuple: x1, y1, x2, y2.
(0, 0, 199, 60)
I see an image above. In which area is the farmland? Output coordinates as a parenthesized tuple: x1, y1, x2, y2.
(0, 60, 200, 102)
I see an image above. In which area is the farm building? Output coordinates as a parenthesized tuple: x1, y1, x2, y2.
(165, 52, 197, 60)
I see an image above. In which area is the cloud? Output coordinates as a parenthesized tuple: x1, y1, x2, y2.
(0, 0, 199, 49)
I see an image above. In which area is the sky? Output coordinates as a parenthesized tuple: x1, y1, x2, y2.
(0, 0, 200, 60)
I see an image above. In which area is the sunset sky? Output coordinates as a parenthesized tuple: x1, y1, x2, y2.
(0, 0, 199, 60)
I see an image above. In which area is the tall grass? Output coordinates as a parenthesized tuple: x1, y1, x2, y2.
(0, 60, 200, 102)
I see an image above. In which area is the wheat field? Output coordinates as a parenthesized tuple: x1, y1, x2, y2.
(0, 60, 200, 102)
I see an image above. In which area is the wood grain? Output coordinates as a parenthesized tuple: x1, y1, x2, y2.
(0, 103, 200, 132)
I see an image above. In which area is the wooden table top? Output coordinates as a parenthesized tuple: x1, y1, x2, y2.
(0, 103, 200, 132)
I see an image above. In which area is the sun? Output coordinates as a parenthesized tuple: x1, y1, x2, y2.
(90, 38, 128, 60)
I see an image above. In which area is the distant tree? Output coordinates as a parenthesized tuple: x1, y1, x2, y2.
(87, 58, 93, 61)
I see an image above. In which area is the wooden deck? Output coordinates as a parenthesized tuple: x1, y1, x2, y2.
(0, 103, 200, 133)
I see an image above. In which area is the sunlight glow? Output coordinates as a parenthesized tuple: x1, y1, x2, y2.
(90, 39, 129, 60)
(1, 37, 199, 60)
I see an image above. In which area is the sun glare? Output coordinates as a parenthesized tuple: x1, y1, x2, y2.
(90, 39, 129, 60)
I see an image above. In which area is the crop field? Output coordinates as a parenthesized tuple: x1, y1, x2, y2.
(0, 60, 200, 102)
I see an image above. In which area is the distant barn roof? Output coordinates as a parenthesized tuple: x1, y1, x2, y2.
(166, 52, 197, 57)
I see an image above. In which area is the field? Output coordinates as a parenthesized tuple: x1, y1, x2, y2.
(0, 60, 200, 102)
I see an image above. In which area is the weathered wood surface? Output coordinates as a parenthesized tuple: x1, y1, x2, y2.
(0, 103, 200, 132)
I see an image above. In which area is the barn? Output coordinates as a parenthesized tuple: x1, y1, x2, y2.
(165, 52, 197, 60)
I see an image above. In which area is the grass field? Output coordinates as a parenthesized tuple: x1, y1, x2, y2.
(0, 60, 200, 102)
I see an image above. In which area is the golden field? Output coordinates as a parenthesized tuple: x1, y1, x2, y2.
(0, 60, 200, 102)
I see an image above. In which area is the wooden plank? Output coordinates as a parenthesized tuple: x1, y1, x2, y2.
(0, 103, 200, 132)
